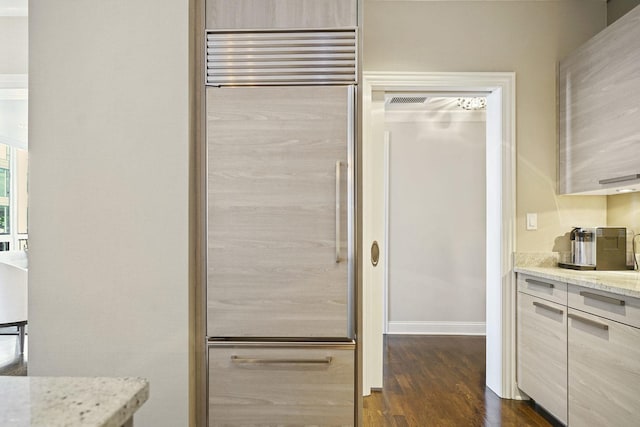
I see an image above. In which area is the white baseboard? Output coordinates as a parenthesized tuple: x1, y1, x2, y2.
(386, 321, 486, 336)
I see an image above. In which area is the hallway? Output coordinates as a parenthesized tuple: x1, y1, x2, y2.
(363, 335, 557, 426)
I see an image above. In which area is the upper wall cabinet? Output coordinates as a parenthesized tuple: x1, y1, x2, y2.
(558, 6, 640, 195)
(206, 0, 358, 30)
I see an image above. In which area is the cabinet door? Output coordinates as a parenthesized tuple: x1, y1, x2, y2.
(206, 0, 358, 30)
(207, 86, 354, 339)
(517, 292, 567, 424)
(208, 344, 354, 426)
(568, 308, 640, 426)
(558, 7, 640, 195)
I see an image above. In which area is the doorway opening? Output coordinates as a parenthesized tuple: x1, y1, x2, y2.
(381, 94, 487, 336)
(0, 0, 29, 374)
(0, 74, 29, 375)
(361, 72, 517, 399)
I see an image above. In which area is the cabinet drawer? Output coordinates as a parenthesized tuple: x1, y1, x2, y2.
(517, 274, 567, 305)
(517, 292, 567, 424)
(208, 343, 354, 426)
(568, 309, 640, 426)
(568, 285, 640, 329)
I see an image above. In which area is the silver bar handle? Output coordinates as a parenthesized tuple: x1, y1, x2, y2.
(533, 301, 563, 315)
(525, 278, 554, 289)
(346, 85, 355, 340)
(599, 174, 640, 185)
(335, 160, 341, 263)
(568, 313, 609, 331)
(231, 356, 332, 365)
(580, 291, 625, 306)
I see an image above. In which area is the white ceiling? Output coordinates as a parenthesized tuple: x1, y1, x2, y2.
(385, 96, 485, 112)
(384, 96, 487, 123)
(0, 0, 27, 17)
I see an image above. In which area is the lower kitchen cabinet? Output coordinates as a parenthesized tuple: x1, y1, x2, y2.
(568, 308, 640, 426)
(517, 292, 567, 424)
(517, 272, 640, 426)
(208, 344, 355, 426)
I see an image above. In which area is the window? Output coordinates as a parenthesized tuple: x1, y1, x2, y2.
(0, 75, 28, 251)
(0, 143, 28, 249)
(0, 145, 10, 234)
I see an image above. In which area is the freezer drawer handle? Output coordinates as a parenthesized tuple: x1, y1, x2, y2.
(336, 160, 341, 263)
(525, 278, 554, 289)
(231, 355, 333, 365)
(580, 291, 625, 306)
(568, 313, 609, 331)
(532, 301, 563, 315)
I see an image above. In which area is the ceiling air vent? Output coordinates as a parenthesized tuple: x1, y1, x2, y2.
(389, 96, 427, 104)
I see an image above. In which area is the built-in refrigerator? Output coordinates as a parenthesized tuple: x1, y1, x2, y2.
(204, 25, 358, 425)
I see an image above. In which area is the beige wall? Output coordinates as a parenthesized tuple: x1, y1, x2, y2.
(607, 0, 640, 25)
(0, 17, 28, 74)
(608, 193, 640, 265)
(29, 1, 190, 426)
(363, 0, 608, 253)
(608, 192, 640, 232)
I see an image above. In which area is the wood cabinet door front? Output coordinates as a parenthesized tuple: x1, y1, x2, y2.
(517, 292, 567, 424)
(206, 86, 353, 339)
(568, 308, 640, 426)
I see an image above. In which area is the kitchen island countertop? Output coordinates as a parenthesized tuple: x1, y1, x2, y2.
(0, 376, 149, 427)
(515, 265, 640, 299)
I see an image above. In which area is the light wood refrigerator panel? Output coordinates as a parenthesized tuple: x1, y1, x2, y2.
(568, 309, 640, 426)
(517, 292, 567, 424)
(208, 345, 354, 426)
(206, 0, 357, 30)
(558, 6, 640, 194)
(206, 86, 353, 338)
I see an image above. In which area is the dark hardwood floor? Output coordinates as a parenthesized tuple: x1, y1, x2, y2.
(363, 335, 556, 427)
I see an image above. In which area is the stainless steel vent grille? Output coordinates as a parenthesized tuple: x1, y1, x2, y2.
(389, 96, 427, 104)
(206, 29, 357, 86)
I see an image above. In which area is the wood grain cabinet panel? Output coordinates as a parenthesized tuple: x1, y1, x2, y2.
(568, 308, 640, 426)
(208, 344, 355, 426)
(517, 274, 567, 305)
(206, 86, 353, 339)
(206, 0, 358, 29)
(517, 292, 567, 424)
(568, 284, 640, 329)
(558, 6, 640, 195)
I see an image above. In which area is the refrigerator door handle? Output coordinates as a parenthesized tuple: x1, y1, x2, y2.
(231, 355, 333, 365)
(346, 84, 355, 340)
(336, 160, 341, 263)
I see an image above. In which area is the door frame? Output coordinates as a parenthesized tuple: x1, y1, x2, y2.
(361, 71, 519, 399)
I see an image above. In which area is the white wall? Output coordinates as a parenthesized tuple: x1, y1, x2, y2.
(363, 0, 608, 253)
(29, 1, 191, 426)
(385, 109, 486, 334)
(0, 17, 27, 74)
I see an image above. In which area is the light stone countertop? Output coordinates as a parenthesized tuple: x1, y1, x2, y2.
(0, 377, 149, 427)
(514, 265, 640, 299)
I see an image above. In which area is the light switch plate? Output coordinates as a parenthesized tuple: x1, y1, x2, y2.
(526, 213, 538, 230)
